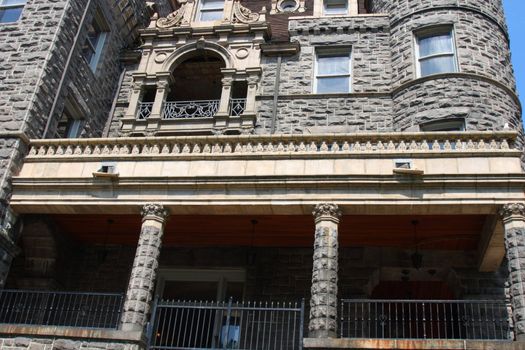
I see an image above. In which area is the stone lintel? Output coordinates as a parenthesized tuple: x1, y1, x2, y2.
(0, 324, 144, 344)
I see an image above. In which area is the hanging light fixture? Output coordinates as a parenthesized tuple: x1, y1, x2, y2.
(410, 219, 423, 270)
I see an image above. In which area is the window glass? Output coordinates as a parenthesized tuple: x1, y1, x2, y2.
(416, 29, 457, 77)
(0, 0, 25, 23)
(81, 12, 108, 72)
(199, 0, 224, 21)
(315, 51, 351, 94)
(323, 0, 347, 15)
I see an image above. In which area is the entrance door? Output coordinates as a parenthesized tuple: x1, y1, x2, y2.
(153, 269, 246, 349)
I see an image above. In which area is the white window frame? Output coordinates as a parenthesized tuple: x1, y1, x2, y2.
(414, 27, 458, 78)
(82, 10, 109, 72)
(323, 0, 348, 16)
(0, 0, 26, 23)
(197, 0, 224, 22)
(313, 47, 352, 94)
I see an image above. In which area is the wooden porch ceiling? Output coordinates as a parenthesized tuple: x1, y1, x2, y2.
(51, 214, 486, 251)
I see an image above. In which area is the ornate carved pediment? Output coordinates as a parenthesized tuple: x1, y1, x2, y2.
(157, 2, 189, 28)
(232, 0, 260, 24)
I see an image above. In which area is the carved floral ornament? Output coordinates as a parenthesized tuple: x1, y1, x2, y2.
(156, 0, 260, 28)
(312, 203, 342, 222)
(141, 203, 170, 221)
(499, 203, 525, 221)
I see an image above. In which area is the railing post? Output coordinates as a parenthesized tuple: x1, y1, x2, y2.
(146, 295, 160, 346)
(299, 299, 305, 350)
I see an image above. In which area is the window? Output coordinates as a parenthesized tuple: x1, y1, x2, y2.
(279, 0, 298, 12)
(415, 28, 457, 77)
(323, 0, 347, 15)
(314, 49, 351, 94)
(56, 98, 84, 138)
(82, 10, 108, 72)
(0, 0, 25, 23)
(198, 0, 224, 22)
(420, 119, 465, 132)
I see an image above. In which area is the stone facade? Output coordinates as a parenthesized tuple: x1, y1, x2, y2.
(0, 337, 141, 350)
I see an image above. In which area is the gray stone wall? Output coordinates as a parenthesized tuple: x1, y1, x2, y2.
(0, 337, 141, 350)
(107, 64, 139, 138)
(255, 15, 393, 134)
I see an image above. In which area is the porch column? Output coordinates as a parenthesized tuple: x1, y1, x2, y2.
(121, 203, 169, 332)
(500, 203, 525, 341)
(309, 203, 342, 338)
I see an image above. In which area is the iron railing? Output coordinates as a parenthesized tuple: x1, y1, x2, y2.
(137, 102, 154, 120)
(163, 100, 220, 119)
(148, 298, 304, 350)
(229, 98, 246, 116)
(340, 299, 511, 340)
(0, 290, 124, 329)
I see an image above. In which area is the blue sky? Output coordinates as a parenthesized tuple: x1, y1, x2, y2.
(504, 0, 525, 112)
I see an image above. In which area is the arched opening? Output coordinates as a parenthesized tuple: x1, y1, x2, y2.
(168, 51, 225, 101)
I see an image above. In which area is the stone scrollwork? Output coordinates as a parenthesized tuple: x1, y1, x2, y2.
(141, 203, 170, 221)
(312, 203, 342, 222)
(499, 203, 525, 221)
(232, 0, 260, 24)
(157, 1, 188, 28)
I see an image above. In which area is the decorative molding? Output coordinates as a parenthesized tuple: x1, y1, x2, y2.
(157, 2, 189, 28)
(499, 203, 525, 222)
(29, 131, 519, 160)
(141, 203, 169, 221)
(232, 0, 260, 24)
(312, 203, 342, 223)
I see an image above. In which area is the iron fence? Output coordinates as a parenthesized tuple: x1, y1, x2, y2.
(137, 102, 154, 120)
(0, 290, 124, 329)
(148, 298, 304, 350)
(163, 100, 220, 119)
(229, 99, 246, 116)
(340, 299, 511, 340)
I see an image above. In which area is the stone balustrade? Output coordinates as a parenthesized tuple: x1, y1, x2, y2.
(27, 131, 519, 160)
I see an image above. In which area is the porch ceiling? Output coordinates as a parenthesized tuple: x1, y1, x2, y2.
(50, 214, 486, 251)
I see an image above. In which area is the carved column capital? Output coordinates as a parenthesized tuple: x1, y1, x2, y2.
(313, 203, 342, 224)
(141, 203, 169, 222)
(499, 203, 525, 223)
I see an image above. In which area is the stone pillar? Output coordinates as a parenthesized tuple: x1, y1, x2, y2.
(121, 203, 169, 332)
(216, 69, 236, 118)
(500, 203, 525, 341)
(309, 203, 342, 338)
(150, 74, 171, 119)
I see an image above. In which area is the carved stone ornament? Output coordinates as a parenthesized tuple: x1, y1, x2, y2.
(232, 0, 260, 24)
(499, 203, 525, 221)
(141, 203, 169, 221)
(312, 203, 342, 221)
(157, 2, 188, 28)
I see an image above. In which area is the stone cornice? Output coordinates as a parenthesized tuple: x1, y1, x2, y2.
(25, 131, 520, 161)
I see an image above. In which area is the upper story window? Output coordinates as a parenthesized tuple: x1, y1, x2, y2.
(314, 49, 351, 94)
(415, 28, 457, 77)
(198, 0, 224, 21)
(420, 119, 465, 132)
(0, 0, 26, 23)
(323, 0, 347, 15)
(82, 10, 108, 72)
(56, 97, 84, 138)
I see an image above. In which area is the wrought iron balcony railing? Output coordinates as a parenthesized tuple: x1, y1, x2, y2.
(163, 100, 220, 119)
(148, 298, 304, 350)
(137, 102, 154, 120)
(340, 299, 511, 340)
(136, 99, 247, 120)
(0, 290, 124, 329)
